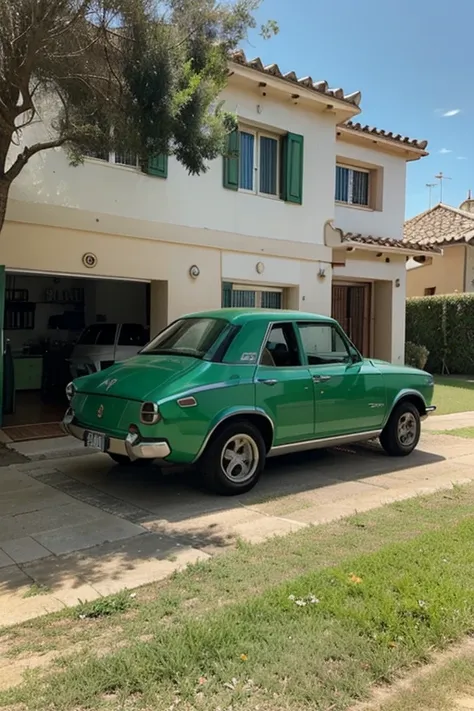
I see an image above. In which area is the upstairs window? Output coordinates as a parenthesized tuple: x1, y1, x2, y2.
(336, 165, 370, 207)
(239, 129, 279, 196)
(223, 129, 304, 204)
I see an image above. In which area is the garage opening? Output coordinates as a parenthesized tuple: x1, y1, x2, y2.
(2, 271, 150, 441)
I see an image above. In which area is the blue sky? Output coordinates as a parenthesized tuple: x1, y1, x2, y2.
(245, 0, 474, 218)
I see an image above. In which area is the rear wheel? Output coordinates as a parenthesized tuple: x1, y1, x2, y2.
(380, 401, 421, 457)
(199, 421, 266, 495)
(108, 453, 154, 467)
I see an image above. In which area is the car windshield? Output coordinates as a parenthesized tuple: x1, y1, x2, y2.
(141, 318, 229, 359)
(77, 324, 117, 345)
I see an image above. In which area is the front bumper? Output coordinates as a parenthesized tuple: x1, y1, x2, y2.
(422, 405, 437, 421)
(62, 417, 171, 461)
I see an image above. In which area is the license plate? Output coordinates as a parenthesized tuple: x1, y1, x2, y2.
(84, 431, 108, 452)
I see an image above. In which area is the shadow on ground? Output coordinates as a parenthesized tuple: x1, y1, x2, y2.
(0, 437, 451, 601)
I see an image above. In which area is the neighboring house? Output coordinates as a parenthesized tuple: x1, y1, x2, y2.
(0, 49, 437, 429)
(405, 200, 474, 297)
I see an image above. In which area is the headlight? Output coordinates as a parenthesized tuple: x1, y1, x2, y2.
(66, 382, 76, 401)
(140, 402, 161, 425)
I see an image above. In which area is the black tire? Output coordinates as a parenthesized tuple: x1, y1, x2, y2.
(107, 453, 154, 467)
(380, 401, 421, 457)
(199, 421, 266, 495)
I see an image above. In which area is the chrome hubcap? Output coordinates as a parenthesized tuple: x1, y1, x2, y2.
(397, 412, 417, 447)
(220, 434, 259, 483)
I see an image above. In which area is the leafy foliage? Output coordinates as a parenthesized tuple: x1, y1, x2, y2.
(405, 342, 429, 370)
(0, 0, 277, 230)
(406, 294, 474, 374)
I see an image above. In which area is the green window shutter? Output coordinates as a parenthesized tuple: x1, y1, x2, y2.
(223, 130, 239, 190)
(222, 282, 232, 307)
(146, 154, 168, 178)
(281, 132, 304, 204)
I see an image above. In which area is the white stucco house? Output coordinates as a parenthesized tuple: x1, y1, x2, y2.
(0, 49, 439, 432)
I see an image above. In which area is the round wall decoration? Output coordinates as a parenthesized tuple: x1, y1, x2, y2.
(256, 261, 265, 274)
(82, 253, 98, 269)
(189, 265, 200, 279)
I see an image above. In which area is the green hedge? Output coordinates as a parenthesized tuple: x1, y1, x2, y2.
(406, 293, 474, 374)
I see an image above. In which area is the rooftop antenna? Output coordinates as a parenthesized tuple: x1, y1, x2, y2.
(435, 172, 452, 203)
(426, 183, 437, 209)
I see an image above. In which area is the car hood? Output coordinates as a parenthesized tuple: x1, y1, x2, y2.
(369, 359, 430, 378)
(73, 355, 203, 400)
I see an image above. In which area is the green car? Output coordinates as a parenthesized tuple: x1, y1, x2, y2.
(63, 309, 436, 495)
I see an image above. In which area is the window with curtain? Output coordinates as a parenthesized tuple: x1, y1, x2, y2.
(238, 129, 280, 196)
(335, 165, 370, 206)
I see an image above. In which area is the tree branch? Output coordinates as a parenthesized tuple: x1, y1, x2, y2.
(5, 137, 68, 182)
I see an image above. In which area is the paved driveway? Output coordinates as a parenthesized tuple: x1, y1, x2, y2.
(1, 430, 474, 626)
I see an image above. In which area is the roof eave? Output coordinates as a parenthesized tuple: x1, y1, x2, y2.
(343, 241, 443, 257)
(337, 126, 429, 160)
(230, 63, 361, 120)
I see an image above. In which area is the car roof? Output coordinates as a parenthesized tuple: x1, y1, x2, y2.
(182, 308, 336, 325)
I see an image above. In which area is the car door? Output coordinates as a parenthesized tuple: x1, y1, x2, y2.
(295, 321, 386, 438)
(254, 322, 314, 445)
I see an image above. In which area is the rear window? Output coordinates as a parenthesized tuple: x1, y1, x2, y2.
(142, 318, 229, 359)
(78, 324, 117, 346)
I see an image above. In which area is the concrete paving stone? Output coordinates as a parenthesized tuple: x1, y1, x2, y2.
(0, 469, 44, 493)
(0, 516, 29, 542)
(232, 515, 307, 543)
(73, 533, 210, 596)
(34, 516, 145, 556)
(0, 550, 14, 569)
(10, 501, 109, 537)
(0, 487, 74, 517)
(424, 411, 474, 431)
(7, 436, 95, 461)
(1, 537, 53, 565)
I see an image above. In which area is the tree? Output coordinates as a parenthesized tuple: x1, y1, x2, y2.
(0, 0, 277, 232)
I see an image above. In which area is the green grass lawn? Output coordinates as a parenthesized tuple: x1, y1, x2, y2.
(365, 646, 474, 711)
(3, 485, 474, 711)
(435, 427, 474, 439)
(433, 376, 474, 415)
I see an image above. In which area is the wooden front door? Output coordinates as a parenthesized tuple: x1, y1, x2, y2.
(332, 283, 371, 356)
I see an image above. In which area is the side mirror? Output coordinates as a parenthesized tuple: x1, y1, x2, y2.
(349, 348, 361, 364)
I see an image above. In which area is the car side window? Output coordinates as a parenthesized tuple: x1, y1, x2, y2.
(118, 324, 148, 346)
(260, 323, 302, 367)
(298, 323, 350, 365)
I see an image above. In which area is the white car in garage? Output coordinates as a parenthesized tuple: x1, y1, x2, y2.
(69, 323, 149, 378)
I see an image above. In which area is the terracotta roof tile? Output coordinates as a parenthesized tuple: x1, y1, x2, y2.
(343, 232, 442, 254)
(230, 50, 362, 107)
(404, 203, 474, 246)
(341, 122, 428, 151)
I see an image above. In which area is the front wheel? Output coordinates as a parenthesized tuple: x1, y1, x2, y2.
(380, 401, 421, 457)
(199, 421, 266, 495)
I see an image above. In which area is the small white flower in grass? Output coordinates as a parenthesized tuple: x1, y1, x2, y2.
(295, 599, 306, 606)
(288, 594, 295, 601)
(130, 593, 137, 599)
(79, 614, 86, 620)
(418, 600, 426, 608)
(308, 595, 320, 604)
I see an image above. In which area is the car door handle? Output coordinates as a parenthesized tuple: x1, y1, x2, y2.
(313, 375, 331, 383)
(258, 378, 278, 386)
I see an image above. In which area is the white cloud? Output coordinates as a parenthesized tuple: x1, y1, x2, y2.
(442, 109, 460, 117)
(439, 148, 452, 154)
(457, 156, 467, 160)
